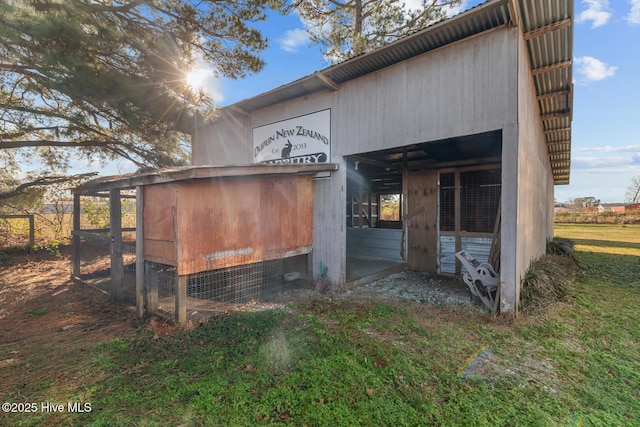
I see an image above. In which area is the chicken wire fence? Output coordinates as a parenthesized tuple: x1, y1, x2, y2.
(74, 234, 137, 305)
(75, 235, 311, 322)
(144, 253, 310, 322)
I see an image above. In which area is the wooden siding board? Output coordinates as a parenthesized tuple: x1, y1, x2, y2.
(406, 171, 438, 272)
(144, 184, 176, 242)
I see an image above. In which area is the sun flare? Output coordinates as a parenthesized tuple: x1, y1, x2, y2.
(185, 68, 210, 91)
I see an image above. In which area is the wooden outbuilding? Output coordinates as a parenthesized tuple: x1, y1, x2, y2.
(73, 0, 575, 321)
(72, 164, 337, 323)
(191, 0, 575, 314)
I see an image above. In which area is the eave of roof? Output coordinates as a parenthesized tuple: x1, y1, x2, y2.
(216, 0, 573, 185)
(73, 163, 340, 194)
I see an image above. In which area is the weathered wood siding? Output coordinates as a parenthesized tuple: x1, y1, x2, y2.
(405, 170, 438, 272)
(143, 183, 177, 264)
(193, 116, 252, 165)
(194, 28, 520, 288)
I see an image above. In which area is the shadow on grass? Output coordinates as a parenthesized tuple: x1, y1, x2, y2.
(572, 239, 640, 249)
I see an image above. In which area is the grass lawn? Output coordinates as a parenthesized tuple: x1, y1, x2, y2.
(2, 224, 639, 426)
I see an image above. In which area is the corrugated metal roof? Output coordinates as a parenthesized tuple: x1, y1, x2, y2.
(517, 0, 574, 184)
(222, 0, 573, 184)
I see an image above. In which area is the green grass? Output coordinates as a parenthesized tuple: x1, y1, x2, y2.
(554, 223, 640, 256)
(2, 224, 639, 426)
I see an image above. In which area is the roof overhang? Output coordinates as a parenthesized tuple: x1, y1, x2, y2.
(215, 0, 573, 185)
(73, 163, 340, 195)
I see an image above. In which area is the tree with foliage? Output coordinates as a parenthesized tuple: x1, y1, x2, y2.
(625, 176, 640, 204)
(567, 196, 600, 211)
(1, 0, 280, 204)
(581, 196, 601, 209)
(289, 0, 461, 63)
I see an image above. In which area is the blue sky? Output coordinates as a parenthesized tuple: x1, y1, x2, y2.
(106, 0, 640, 203)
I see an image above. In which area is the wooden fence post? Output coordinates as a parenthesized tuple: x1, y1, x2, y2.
(110, 188, 124, 304)
(135, 186, 144, 318)
(72, 195, 81, 278)
(176, 275, 187, 324)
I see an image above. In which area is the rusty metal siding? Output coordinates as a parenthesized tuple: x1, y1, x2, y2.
(142, 175, 314, 276)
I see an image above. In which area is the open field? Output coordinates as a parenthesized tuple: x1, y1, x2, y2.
(555, 223, 640, 256)
(0, 225, 639, 426)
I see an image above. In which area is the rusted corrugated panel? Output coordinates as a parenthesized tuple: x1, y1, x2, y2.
(173, 175, 313, 275)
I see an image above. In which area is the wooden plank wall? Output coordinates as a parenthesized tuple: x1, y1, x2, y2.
(405, 171, 438, 272)
(143, 183, 177, 264)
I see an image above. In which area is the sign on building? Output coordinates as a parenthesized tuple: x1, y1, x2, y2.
(252, 109, 331, 167)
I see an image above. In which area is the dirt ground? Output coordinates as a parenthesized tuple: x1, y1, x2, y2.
(0, 246, 142, 401)
(0, 245, 478, 403)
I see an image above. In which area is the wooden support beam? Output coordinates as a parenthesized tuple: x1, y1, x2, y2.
(148, 263, 159, 313)
(135, 186, 144, 319)
(72, 195, 81, 278)
(523, 18, 571, 41)
(425, 156, 502, 172)
(349, 155, 403, 171)
(531, 60, 572, 76)
(176, 275, 188, 324)
(454, 172, 461, 276)
(353, 195, 371, 227)
(78, 227, 136, 233)
(507, 0, 519, 27)
(110, 188, 124, 305)
(28, 215, 35, 250)
(537, 89, 571, 101)
(314, 71, 339, 91)
(358, 180, 363, 228)
(307, 250, 314, 286)
(541, 111, 571, 120)
(544, 127, 571, 134)
(546, 139, 571, 146)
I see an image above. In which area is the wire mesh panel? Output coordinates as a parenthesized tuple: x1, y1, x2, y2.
(114, 241, 137, 306)
(439, 173, 455, 232)
(76, 237, 112, 280)
(187, 258, 283, 304)
(460, 169, 501, 233)
(145, 261, 177, 320)
(73, 190, 137, 306)
(144, 253, 310, 322)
